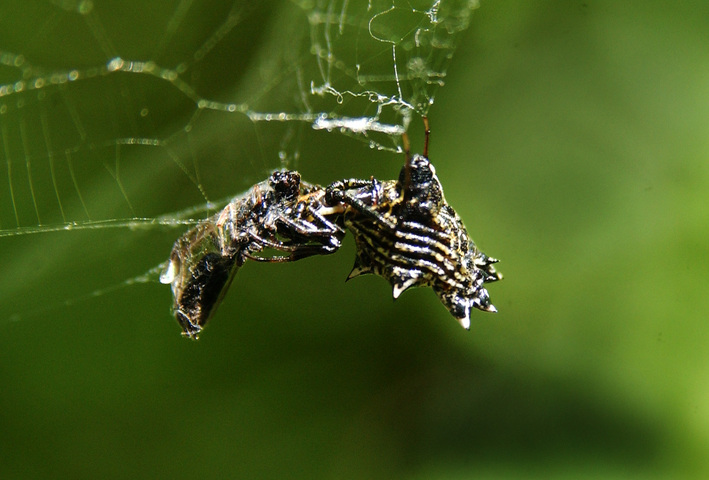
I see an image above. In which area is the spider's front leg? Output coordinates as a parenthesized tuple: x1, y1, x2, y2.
(324, 178, 375, 204)
(243, 228, 343, 263)
(276, 198, 349, 255)
(275, 206, 344, 240)
(325, 178, 396, 229)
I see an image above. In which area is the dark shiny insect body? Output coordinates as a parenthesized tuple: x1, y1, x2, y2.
(162, 119, 501, 338)
(160, 171, 345, 338)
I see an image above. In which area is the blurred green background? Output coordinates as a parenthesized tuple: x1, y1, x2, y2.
(2, 0, 709, 478)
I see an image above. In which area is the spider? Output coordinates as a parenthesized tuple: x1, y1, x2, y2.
(160, 170, 346, 339)
(324, 118, 502, 329)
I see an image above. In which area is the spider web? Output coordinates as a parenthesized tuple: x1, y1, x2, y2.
(0, 0, 478, 322)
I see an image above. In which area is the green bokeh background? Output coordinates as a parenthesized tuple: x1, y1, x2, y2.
(2, 1, 709, 478)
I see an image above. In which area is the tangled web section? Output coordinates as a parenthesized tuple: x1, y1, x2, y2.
(0, 0, 478, 320)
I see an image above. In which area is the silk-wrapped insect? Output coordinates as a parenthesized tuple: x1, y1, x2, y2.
(160, 171, 345, 339)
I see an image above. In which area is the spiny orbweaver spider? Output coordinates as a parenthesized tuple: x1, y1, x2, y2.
(324, 118, 501, 329)
(161, 118, 501, 338)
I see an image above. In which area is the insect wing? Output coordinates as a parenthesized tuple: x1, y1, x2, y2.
(161, 219, 239, 339)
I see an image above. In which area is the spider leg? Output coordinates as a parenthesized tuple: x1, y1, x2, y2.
(325, 178, 376, 204)
(325, 178, 395, 229)
(336, 191, 397, 230)
(307, 207, 345, 235)
(275, 210, 344, 238)
(325, 178, 396, 229)
(269, 204, 345, 256)
(244, 251, 296, 263)
(327, 178, 376, 190)
(244, 229, 341, 263)
(245, 242, 341, 263)
(401, 131, 413, 192)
